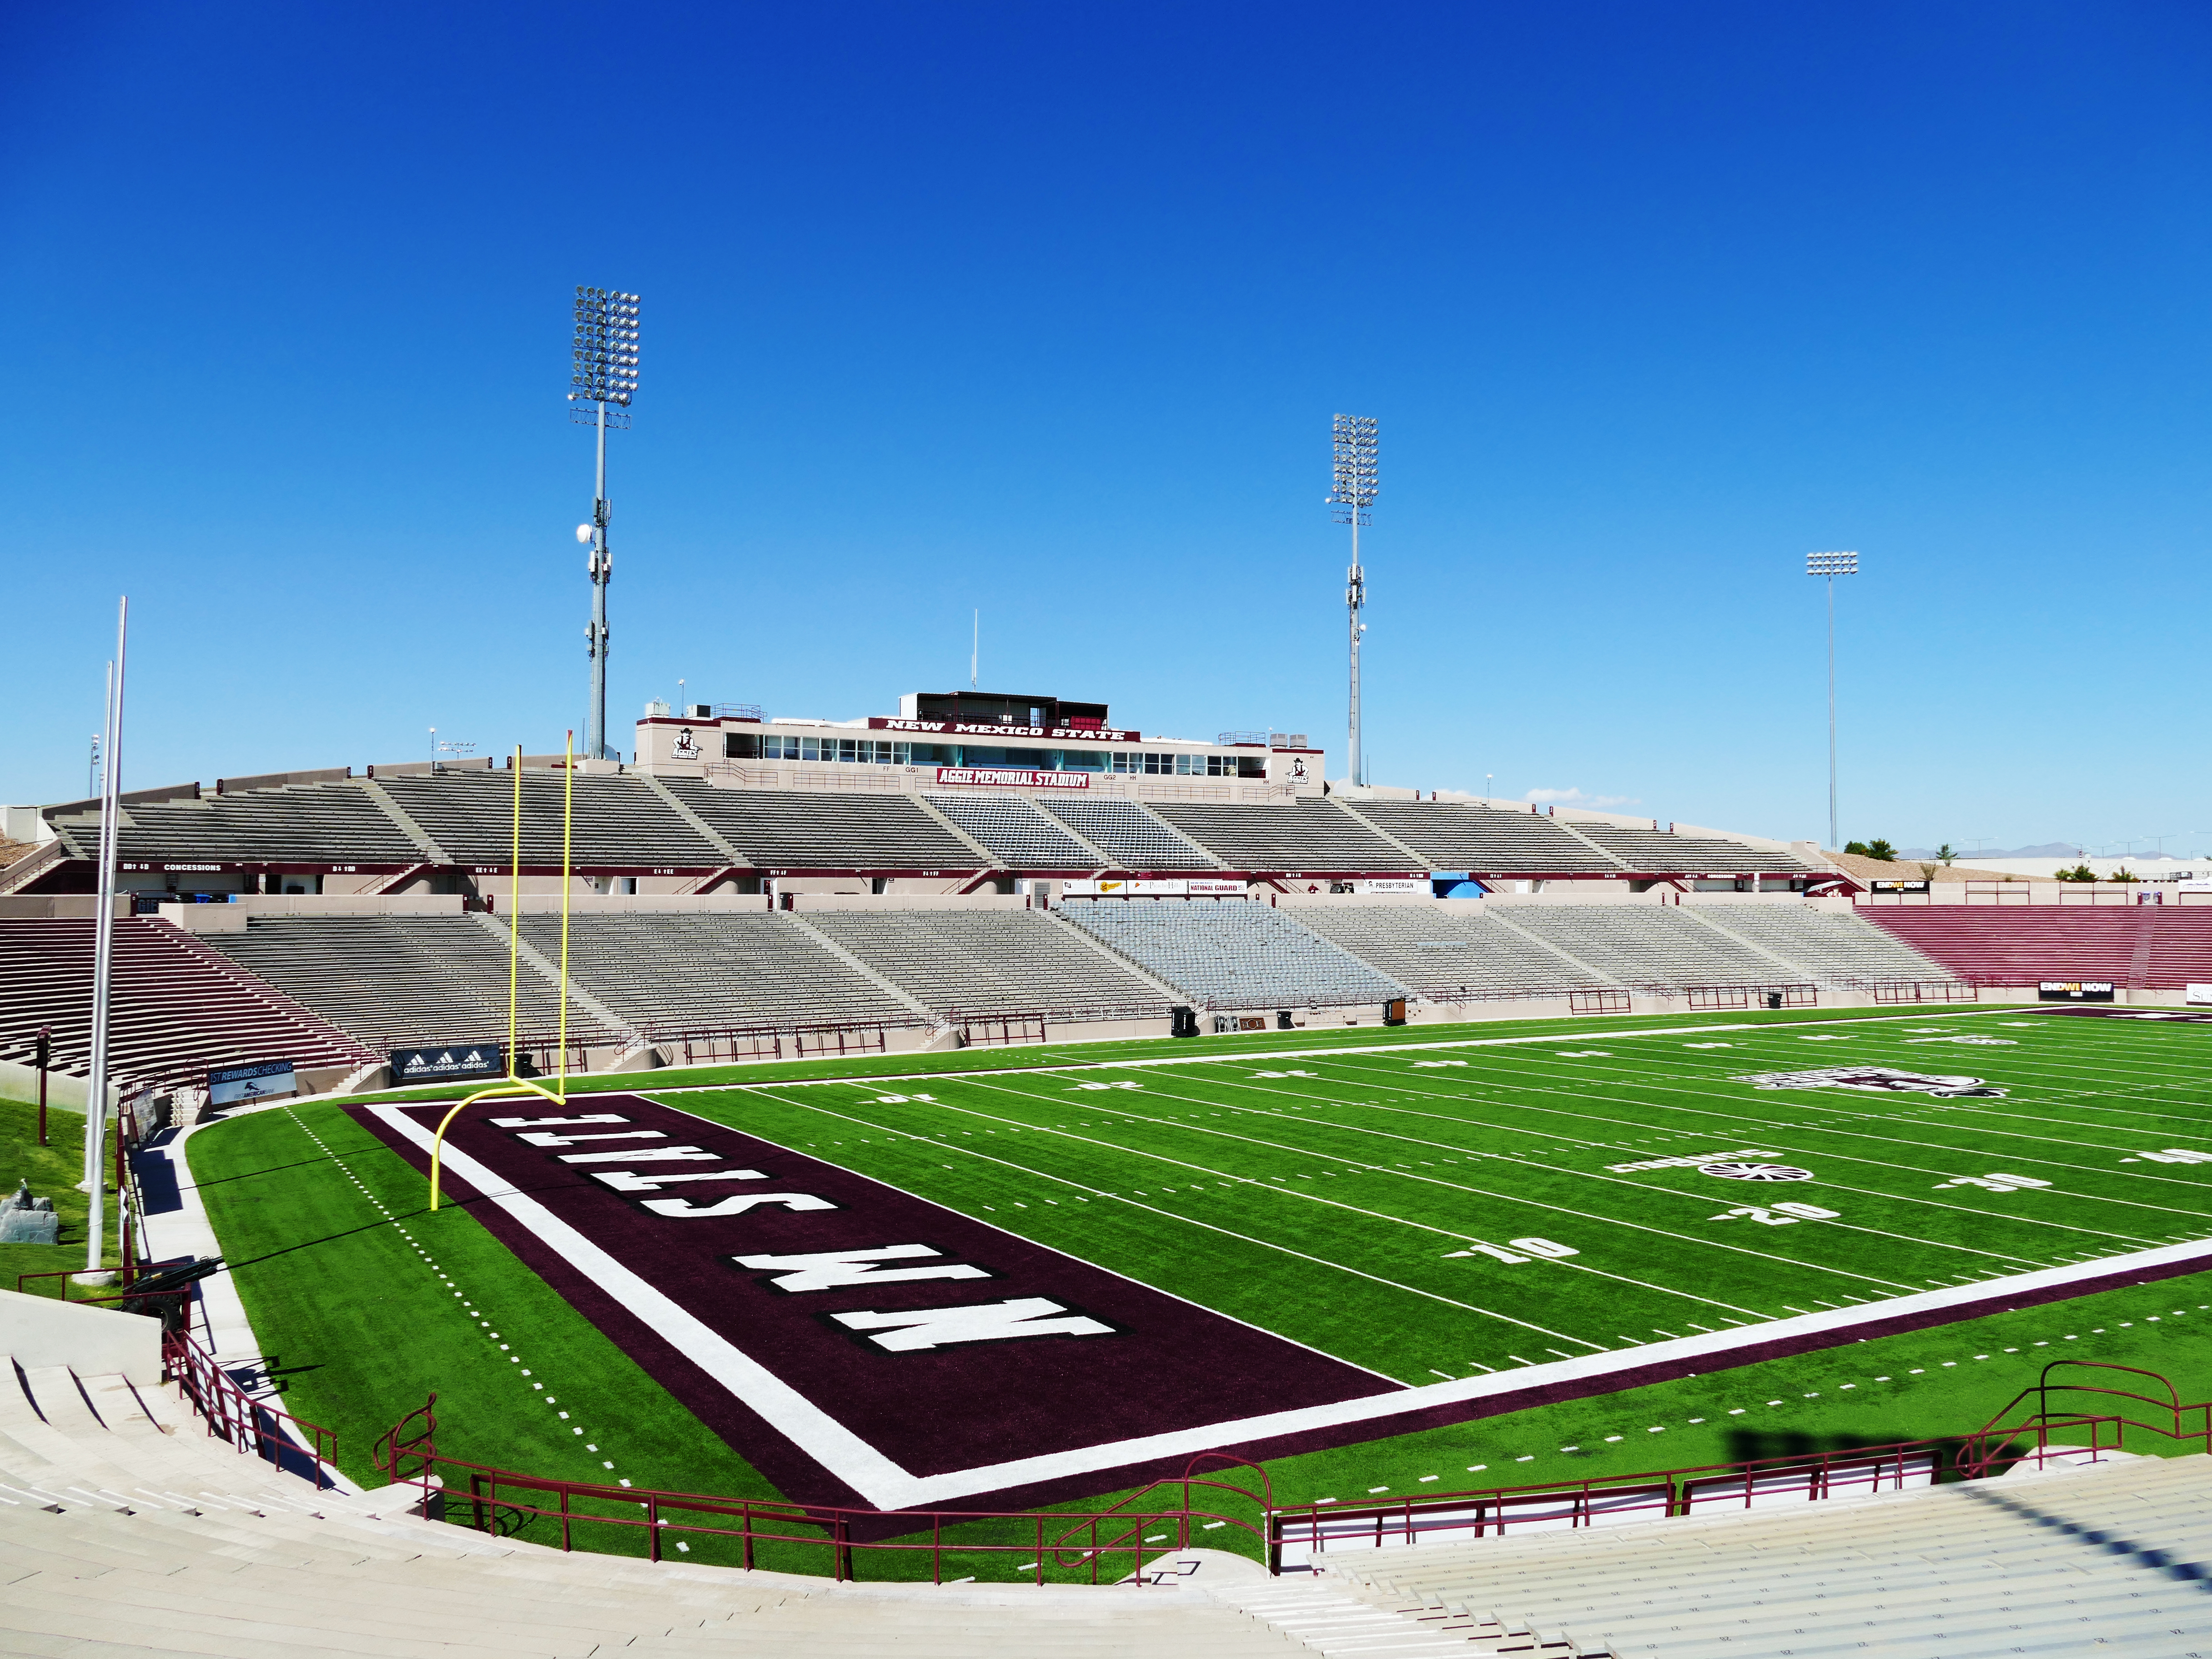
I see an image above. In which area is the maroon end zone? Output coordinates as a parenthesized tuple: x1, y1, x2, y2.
(354, 1094, 1392, 1510)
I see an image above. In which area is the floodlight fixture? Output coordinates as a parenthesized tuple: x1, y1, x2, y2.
(1806, 551, 1860, 853)
(1329, 415, 1378, 786)
(569, 285, 642, 762)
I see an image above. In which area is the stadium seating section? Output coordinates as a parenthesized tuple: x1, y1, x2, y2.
(1062, 901, 1410, 1009)
(0, 918, 372, 1090)
(1292, 906, 1611, 996)
(807, 908, 1171, 1021)
(1867, 905, 2212, 990)
(15, 770, 1829, 883)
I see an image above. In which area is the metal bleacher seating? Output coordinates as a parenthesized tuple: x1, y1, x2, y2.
(46, 783, 426, 869)
(0, 918, 372, 1089)
(1701, 905, 1956, 986)
(1347, 802, 1626, 876)
(1330, 1453, 2212, 1658)
(1148, 800, 1413, 873)
(1562, 822, 1816, 875)
(806, 909, 1170, 1021)
(510, 911, 921, 1036)
(1038, 797, 1219, 870)
(1062, 901, 1408, 1010)
(1494, 907, 1791, 990)
(0, 1352, 1298, 1658)
(1865, 906, 2212, 993)
(1292, 906, 1606, 998)
(922, 794, 1097, 869)
(204, 915, 620, 1054)
(373, 772, 723, 868)
(660, 781, 980, 870)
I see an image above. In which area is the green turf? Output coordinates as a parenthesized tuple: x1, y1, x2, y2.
(340, 1000, 2020, 1106)
(186, 1100, 775, 1503)
(0, 1095, 122, 1294)
(182, 1005, 2212, 1581)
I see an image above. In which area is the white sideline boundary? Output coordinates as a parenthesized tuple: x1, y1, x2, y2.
(364, 1103, 2212, 1512)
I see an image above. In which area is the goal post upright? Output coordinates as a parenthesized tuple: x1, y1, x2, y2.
(428, 742, 561, 1211)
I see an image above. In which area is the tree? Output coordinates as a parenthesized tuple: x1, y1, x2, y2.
(2108, 866, 2140, 883)
(1863, 839, 1897, 861)
(1844, 840, 1869, 856)
(1935, 843, 1958, 865)
(2056, 863, 2097, 882)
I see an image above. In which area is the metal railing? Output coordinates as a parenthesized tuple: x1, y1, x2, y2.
(375, 1397, 1269, 1584)
(163, 1325, 341, 1485)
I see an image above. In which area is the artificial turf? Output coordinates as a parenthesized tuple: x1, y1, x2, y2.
(183, 1004, 2212, 1580)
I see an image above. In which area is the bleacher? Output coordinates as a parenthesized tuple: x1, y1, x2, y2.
(1347, 802, 1626, 875)
(1149, 800, 1414, 873)
(509, 911, 922, 1035)
(923, 794, 1097, 869)
(661, 781, 980, 870)
(1865, 907, 2174, 989)
(0, 1349, 1296, 1659)
(205, 915, 623, 1053)
(1565, 821, 1817, 875)
(1292, 906, 1607, 997)
(1040, 797, 1220, 869)
(1496, 906, 1797, 990)
(374, 771, 723, 868)
(806, 909, 1170, 1020)
(1063, 901, 1408, 1009)
(1327, 1453, 2212, 1658)
(1705, 905, 1956, 985)
(0, 918, 373, 1087)
(45, 783, 425, 869)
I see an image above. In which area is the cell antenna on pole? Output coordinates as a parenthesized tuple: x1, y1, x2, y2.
(569, 287, 641, 761)
(1329, 415, 1378, 787)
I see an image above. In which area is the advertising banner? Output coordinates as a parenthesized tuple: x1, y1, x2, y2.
(933, 767, 1089, 790)
(1063, 878, 1246, 897)
(1357, 879, 1428, 895)
(2038, 982, 2116, 1002)
(390, 1044, 506, 1081)
(206, 1059, 297, 1106)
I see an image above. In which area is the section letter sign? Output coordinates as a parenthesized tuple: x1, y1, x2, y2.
(206, 1059, 297, 1106)
(390, 1044, 506, 1081)
(2038, 982, 2116, 1002)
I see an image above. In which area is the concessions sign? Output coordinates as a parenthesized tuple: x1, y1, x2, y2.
(934, 766, 1089, 790)
(2039, 982, 2116, 1002)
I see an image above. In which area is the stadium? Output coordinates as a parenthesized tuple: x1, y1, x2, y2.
(10, 13, 2212, 1657)
(9, 671, 2212, 1655)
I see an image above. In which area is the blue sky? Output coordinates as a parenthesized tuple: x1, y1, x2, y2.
(6, 2, 2209, 854)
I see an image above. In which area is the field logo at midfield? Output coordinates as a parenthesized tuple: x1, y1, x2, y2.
(1698, 1161, 1815, 1182)
(1733, 1066, 2007, 1100)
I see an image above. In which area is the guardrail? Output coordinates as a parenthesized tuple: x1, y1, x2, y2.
(375, 1397, 1269, 1584)
(163, 1325, 341, 1485)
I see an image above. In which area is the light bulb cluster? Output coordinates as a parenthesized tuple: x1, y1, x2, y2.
(1806, 551, 1860, 577)
(570, 287, 642, 407)
(1329, 413, 1379, 524)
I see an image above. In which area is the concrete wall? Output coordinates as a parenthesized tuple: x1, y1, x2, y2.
(0, 895, 133, 921)
(0, 1061, 111, 1112)
(0, 1288, 162, 1384)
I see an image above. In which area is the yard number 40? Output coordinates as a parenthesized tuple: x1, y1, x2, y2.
(1447, 1237, 1579, 1265)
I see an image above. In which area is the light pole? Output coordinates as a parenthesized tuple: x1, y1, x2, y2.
(79, 597, 126, 1283)
(570, 287, 641, 761)
(1806, 551, 1859, 850)
(1329, 415, 1378, 786)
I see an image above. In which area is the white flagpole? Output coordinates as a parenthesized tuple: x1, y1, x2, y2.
(79, 596, 126, 1282)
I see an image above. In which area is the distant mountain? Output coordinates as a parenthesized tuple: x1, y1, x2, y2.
(1895, 843, 2081, 860)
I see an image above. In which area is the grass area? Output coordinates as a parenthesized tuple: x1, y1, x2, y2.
(186, 1100, 774, 1502)
(0, 1094, 121, 1293)
(341, 1001, 2022, 1107)
(184, 1006, 2212, 1582)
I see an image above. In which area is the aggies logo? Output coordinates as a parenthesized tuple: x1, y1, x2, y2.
(1732, 1065, 2007, 1100)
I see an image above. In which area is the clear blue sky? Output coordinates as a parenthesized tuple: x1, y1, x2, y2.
(7, 2, 2209, 855)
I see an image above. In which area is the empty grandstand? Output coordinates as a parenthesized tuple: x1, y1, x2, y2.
(1347, 799, 1628, 876)
(1147, 799, 1418, 874)
(806, 907, 1171, 1022)
(1291, 905, 1610, 997)
(923, 792, 1100, 868)
(1039, 795, 1222, 869)
(1497, 905, 1807, 992)
(1063, 899, 1408, 1009)
(660, 780, 982, 873)
(1868, 905, 2212, 991)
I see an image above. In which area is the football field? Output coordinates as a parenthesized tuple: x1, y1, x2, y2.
(652, 1005, 2212, 1387)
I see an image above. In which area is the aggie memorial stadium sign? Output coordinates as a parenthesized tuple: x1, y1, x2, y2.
(933, 766, 1088, 790)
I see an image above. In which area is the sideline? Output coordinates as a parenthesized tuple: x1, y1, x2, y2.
(139, 1105, 362, 1494)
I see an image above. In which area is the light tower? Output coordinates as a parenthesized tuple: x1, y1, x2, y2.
(1806, 550, 1859, 851)
(1329, 414, 1378, 786)
(569, 287, 641, 761)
